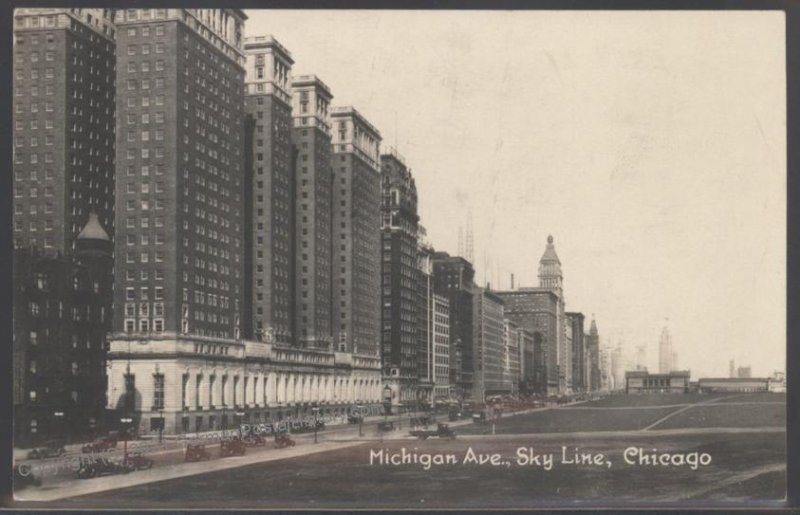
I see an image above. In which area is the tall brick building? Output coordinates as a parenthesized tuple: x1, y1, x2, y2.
(13, 8, 117, 254)
(331, 107, 382, 357)
(243, 35, 295, 345)
(112, 8, 247, 340)
(379, 149, 420, 405)
(291, 75, 334, 349)
(566, 311, 586, 391)
(433, 252, 477, 400)
(472, 288, 506, 400)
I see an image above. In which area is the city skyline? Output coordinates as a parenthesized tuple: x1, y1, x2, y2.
(243, 10, 786, 378)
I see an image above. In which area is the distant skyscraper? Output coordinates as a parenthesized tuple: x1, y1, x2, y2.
(538, 235, 570, 392)
(291, 75, 333, 349)
(729, 359, 735, 378)
(13, 8, 117, 254)
(737, 366, 751, 378)
(433, 252, 477, 399)
(659, 326, 673, 373)
(586, 317, 601, 391)
(243, 35, 295, 345)
(635, 345, 647, 371)
(472, 288, 505, 400)
(331, 106, 382, 357)
(566, 312, 586, 391)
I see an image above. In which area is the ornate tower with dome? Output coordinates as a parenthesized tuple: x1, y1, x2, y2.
(537, 235, 570, 393)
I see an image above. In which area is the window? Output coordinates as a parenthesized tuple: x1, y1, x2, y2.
(153, 374, 165, 409)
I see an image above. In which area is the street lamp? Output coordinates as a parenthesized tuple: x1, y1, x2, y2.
(158, 408, 164, 444)
(120, 417, 133, 467)
(311, 406, 320, 444)
(235, 411, 245, 437)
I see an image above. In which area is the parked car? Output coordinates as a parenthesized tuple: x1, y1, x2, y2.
(27, 442, 66, 460)
(377, 421, 396, 432)
(76, 457, 128, 479)
(347, 414, 364, 424)
(274, 433, 296, 449)
(409, 423, 457, 441)
(243, 434, 267, 447)
(125, 452, 154, 470)
(14, 464, 41, 489)
(219, 437, 247, 457)
(184, 443, 212, 462)
(81, 437, 117, 454)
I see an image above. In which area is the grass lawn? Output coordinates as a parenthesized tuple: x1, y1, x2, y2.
(653, 403, 785, 430)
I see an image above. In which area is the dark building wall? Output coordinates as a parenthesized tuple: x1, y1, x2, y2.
(13, 10, 116, 254)
(13, 245, 113, 445)
(432, 252, 476, 399)
(113, 10, 246, 339)
(496, 290, 559, 394)
(566, 312, 585, 391)
(380, 153, 419, 386)
(292, 78, 333, 349)
(244, 88, 294, 344)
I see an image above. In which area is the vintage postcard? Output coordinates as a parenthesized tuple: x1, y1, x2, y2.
(7, 7, 787, 509)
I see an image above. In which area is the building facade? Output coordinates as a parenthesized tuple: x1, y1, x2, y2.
(502, 319, 521, 395)
(13, 215, 114, 445)
(625, 370, 690, 394)
(586, 317, 600, 391)
(243, 35, 295, 345)
(112, 8, 247, 340)
(380, 149, 420, 405)
(291, 75, 333, 349)
(472, 288, 506, 400)
(495, 289, 558, 395)
(566, 312, 586, 392)
(518, 328, 536, 394)
(537, 235, 570, 393)
(431, 293, 452, 402)
(432, 252, 476, 401)
(13, 8, 117, 254)
(331, 106, 382, 357)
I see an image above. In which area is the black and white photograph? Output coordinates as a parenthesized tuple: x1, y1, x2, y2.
(6, 6, 790, 509)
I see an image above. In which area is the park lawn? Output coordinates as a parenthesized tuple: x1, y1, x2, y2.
(653, 403, 785, 430)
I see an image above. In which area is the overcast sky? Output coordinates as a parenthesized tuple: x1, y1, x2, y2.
(244, 10, 786, 378)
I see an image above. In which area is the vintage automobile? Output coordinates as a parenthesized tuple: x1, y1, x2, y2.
(81, 436, 118, 454)
(219, 437, 247, 457)
(273, 433, 296, 449)
(184, 443, 212, 462)
(242, 433, 267, 447)
(125, 452, 154, 470)
(409, 423, 457, 441)
(76, 457, 129, 479)
(347, 413, 364, 424)
(377, 421, 396, 432)
(14, 464, 42, 489)
(27, 441, 67, 460)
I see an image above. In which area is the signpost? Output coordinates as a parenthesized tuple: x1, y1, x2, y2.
(120, 417, 133, 467)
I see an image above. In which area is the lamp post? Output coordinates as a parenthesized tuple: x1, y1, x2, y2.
(356, 404, 364, 438)
(235, 411, 245, 437)
(120, 417, 133, 467)
(311, 406, 320, 444)
(158, 408, 164, 444)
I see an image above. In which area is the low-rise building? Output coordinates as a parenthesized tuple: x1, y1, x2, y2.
(625, 370, 690, 394)
(698, 377, 768, 393)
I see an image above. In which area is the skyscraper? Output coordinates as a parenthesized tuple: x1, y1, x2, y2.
(659, 326, 673, 373)
(243, 35, 295, 345)
(538, 235, 570, 393)
(566, 312, 586, 391)
(291, 75, 333, 349)
(433, 252, 477, 400)
(13, 8, 117, 254)
(380, 149, 419, 404)
(112, 8, 247, 339)
(586, 317, 600, 391)
(331, 107, 382, 357)
(472, 288, 506, 400)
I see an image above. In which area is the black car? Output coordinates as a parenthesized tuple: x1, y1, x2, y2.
(243, 434, 267, 447)
(77, 457, 128, 479)
(185, 443, 212, 462)
(347, 414, 364, 424)
(27, 442, 66, 460)
(219, 437, 247, 457)
(377, 421, 396, 432)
